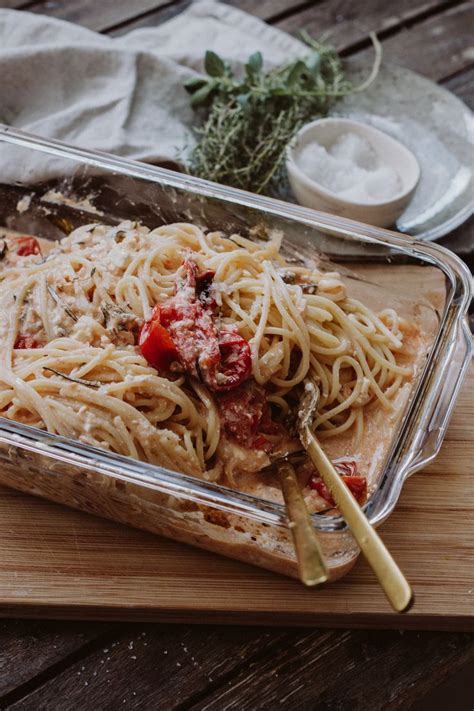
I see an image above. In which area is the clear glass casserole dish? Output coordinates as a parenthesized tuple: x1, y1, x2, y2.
(0, 125, 471, 582)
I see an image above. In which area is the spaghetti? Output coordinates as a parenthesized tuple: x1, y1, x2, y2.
(0, 221, 415, 487)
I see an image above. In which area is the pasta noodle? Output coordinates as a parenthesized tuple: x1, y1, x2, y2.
(0, 221, 415, 486)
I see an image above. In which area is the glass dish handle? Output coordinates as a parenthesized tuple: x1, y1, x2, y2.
(410, 318, 472, 474)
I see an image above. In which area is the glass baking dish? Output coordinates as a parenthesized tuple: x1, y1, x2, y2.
(0, 125, 471, 581)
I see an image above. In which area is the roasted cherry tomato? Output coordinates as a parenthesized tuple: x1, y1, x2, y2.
(209, 329, 252, 392)
(158, 258, 251, 392)
(309, 475, 367, 506)
(217, 382, 265, 446)
(15, 236, 41, 257)
(139, 305, 179, 372)
(14, 335, 43, 349)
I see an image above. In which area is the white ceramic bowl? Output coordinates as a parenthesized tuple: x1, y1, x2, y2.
(286, 118, 420, 228)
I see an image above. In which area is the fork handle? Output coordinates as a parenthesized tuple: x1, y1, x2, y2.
(304, 428, 413, 612)
(278, 459, 329, 586)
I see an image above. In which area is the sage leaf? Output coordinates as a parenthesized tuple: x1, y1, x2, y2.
(190, 82, 216, 107)
(184, 77, 209, 94)
(204, 50, 226, 77)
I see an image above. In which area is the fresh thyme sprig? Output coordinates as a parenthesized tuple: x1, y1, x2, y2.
(184, 35, 381, 195)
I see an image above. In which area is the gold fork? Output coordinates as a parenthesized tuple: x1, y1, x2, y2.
(295, 380, 413, 613)
(276, 457, 329, 586)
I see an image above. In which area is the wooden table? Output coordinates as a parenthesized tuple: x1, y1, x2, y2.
(0, 1, 473, 708)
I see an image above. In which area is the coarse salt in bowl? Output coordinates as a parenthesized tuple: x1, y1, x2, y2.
(286, 118, 420, 228)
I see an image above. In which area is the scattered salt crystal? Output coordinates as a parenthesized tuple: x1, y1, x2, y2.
(296, 131, 402, 204)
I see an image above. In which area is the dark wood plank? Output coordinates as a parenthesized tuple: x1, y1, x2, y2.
(188, 630, 474, 710)
(275, 0, 462, 48)
(19, 0, 306, 35)
(0, 619, 113, 698)
(351, 2, 474, 82)
(25, 0, 179, 32)
(0, 1, 33, 7)
(412, 661, 474, 711)
(8, 623, 474, 711)
(7, 625, 288, 710)
(108, 0, 190, 35)
(225, 0, 317, 21)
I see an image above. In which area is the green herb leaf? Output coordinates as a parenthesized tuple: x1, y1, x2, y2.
(236, 92, 251, 109)
(305, 52, 321, 75)
(286, 60, 307, 87)
(204, 50, 226, 77)
(245, 51, 263, 80)
(269, 86, 290, 96)
(190, 82, 216, 107)
(185, 37, 380, 195)
(183, 77, 209, 94)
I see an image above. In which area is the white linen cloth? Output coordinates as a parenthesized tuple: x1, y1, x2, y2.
(0, 0, 305, 165)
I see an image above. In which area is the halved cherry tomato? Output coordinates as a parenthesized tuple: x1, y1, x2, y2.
(217, 382, 266, 446)
(209, 329, 252, 392)
(14, 335, 43, 349)
(309, 475, 367, 506)
(139, 305, 179, 372)
(157, 258, 251, 392)
(15, 236, 41, 257)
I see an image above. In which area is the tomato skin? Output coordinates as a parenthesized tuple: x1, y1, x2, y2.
(156, 258, 251, 392)
(209, 329, 252, 392)
(332, 459, 358, 477)
(341, 475, 367, 504)
(309, 475, 367, 506)
(14, 335, 42, 349)
(139, 306, 179, 372)
(217, 382, 266, 446)
(15, 236, 41, 257)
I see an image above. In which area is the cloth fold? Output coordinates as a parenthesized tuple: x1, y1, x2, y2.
(0, 0, 305, 165)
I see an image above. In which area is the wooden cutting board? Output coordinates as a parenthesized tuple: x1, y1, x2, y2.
(0, 366, 472, 631)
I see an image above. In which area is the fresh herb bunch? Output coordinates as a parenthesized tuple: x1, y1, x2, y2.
(184, 37, 357, 195)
